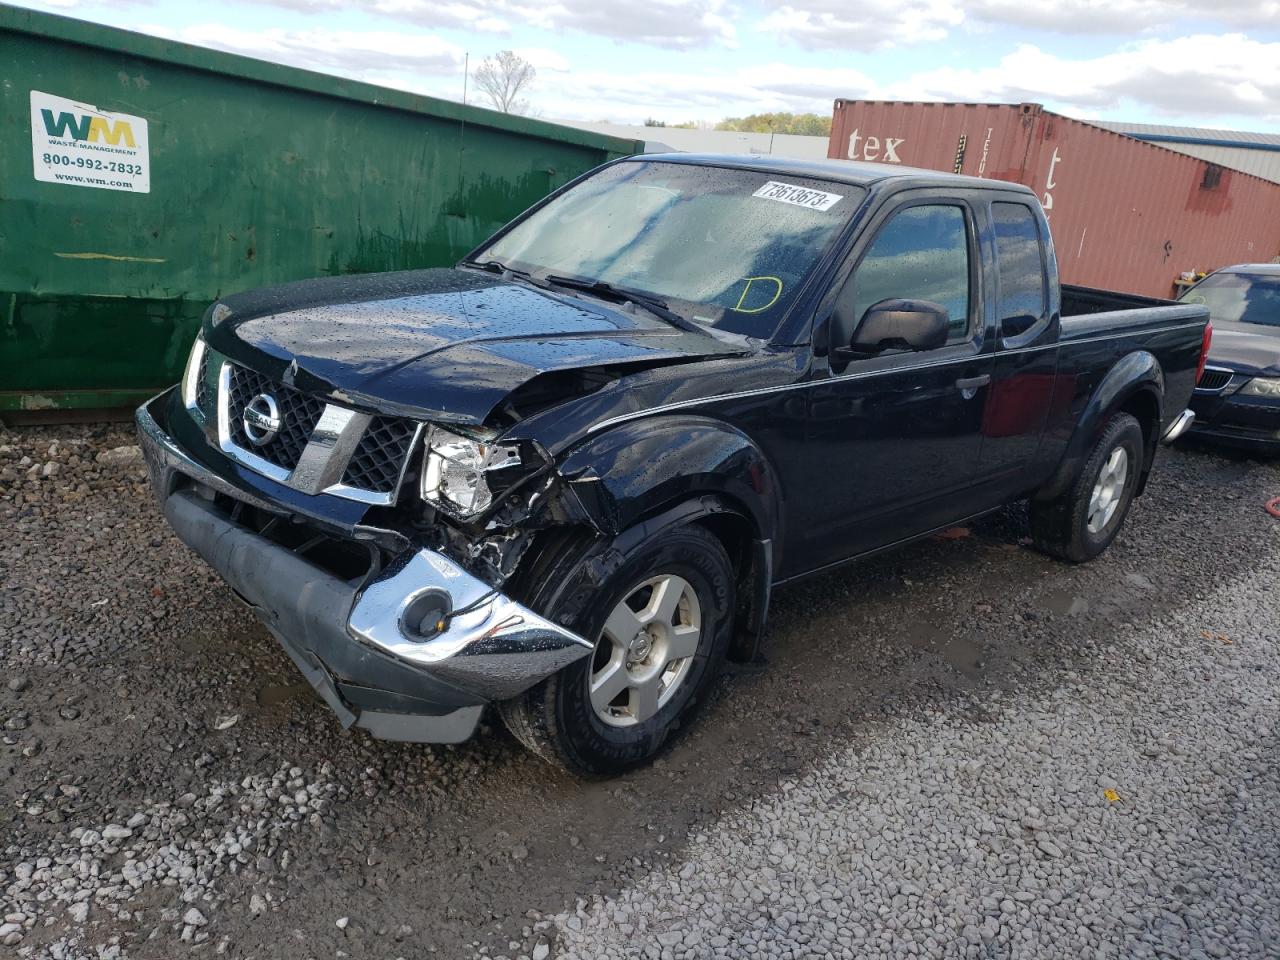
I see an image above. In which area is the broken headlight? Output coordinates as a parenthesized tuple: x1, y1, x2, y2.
(420, 426, 523, 516)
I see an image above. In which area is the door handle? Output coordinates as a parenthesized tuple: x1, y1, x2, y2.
(955, 375, 991, 394)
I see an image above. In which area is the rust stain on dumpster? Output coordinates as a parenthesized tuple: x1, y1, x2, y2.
(55, 252, 168, 263)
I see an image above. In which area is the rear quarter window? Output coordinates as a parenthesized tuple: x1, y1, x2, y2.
(993, 202, 1048, 339)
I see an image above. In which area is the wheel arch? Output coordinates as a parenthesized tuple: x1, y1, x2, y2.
(543, 416, 781, 663)
(557, 414, 783, 543)
(634, 494, 772, 665)
(1036, 351, 1164, 501)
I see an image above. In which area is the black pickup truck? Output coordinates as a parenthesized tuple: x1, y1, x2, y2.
(137, 155, 1210, 776)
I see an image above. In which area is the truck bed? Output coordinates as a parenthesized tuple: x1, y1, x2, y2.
(1061, 284, 1206, 340)
(1063, 283, 1176, 316)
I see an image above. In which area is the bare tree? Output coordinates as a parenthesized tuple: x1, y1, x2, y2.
(473, 50, 536, 114)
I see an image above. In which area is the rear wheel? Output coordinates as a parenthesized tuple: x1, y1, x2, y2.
(1030, 412, 1144, 563)
(499, 524, 734, 777)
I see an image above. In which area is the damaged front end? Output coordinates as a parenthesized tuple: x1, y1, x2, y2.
(411, 422, 602, 586)
(136, 389, 598, 744)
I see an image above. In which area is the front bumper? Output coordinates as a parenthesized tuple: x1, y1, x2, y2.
(137, 391, 592, 743)
(1187, 391, 1280, 452)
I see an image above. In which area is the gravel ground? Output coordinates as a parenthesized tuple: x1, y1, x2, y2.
(2, 423, 1278, 960)
(551, 541, 1280, 960)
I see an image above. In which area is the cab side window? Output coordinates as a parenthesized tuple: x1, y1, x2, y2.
(992, 202, 1048, 339)
(848, 204, 972, 344)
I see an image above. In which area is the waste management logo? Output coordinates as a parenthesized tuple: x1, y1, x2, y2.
(30, 90, 150, 193)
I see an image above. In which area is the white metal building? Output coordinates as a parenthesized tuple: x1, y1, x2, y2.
(553, 120, 832, 161)
(1091, 121, 1280, 185)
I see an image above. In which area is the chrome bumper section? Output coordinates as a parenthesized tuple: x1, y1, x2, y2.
(347, 550, 592, 701)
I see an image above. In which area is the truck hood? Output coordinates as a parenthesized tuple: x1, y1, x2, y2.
(1206, 320, 1280, 377)
(205, 268, 746, 425)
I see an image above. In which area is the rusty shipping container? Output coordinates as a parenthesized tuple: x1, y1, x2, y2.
(828, 100, 1280, 298)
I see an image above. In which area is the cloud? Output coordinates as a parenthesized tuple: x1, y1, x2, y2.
(758, 0, 963, 51)
(510, 47, 572, 72)
(140, 23, 464, 78)
(506, 0, 738, 49)
(123, 21, 1280, 132)
(533, 34, 1280, 129)
(966, 0, 1181, 33)
(23, 0, 156, 8)
(19, 0, 738, 47)
(217, 0, 736, 49)
(883, 34, 1280, 124)
(353, 0, 509, 33)
(758, 0, 1280, 49)
(967, 0, 1280, 34)
(533, 63, 877, 122)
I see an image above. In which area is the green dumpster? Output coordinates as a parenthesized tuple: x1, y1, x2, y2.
(0, 6, 642, 412)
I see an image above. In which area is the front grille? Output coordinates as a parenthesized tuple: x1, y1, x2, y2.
(225, 364, 325, 471)
(195, 351, 214, 413)
(1197, 369, 1233, 392)
(341, 416, 417, 493)
(214, 357, 419, 501)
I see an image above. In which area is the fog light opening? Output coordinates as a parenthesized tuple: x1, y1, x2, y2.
(400, 590, 452, 642)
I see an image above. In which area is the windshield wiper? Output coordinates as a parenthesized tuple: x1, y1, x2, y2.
(543, 275, 705, 334)
(459, 258, 548, 288)
(458, 257, 509, 274)
(464, 263, 713, 337)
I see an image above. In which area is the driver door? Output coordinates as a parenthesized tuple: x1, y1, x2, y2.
(798, 197, 996, 572)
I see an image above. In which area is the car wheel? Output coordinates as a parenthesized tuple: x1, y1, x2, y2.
(1030, 412, 1145, 563)
(499, 523, 734, 777)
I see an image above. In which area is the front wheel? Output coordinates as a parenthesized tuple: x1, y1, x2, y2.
(499, 524, 734, 777)
(1030, 412, 1145, 563)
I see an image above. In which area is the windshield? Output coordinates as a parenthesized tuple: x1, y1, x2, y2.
(476, 160, 863, 339)
(1180, 271, 1280, 327)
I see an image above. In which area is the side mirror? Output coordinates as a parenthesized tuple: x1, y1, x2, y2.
(838, 298, 950, 358)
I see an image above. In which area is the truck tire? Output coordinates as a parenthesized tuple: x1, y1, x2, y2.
(1030, 412, 1144, 563)
(499, 523, 734, 777)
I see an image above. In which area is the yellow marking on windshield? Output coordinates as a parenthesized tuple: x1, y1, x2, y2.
(733, 276, 783, 314)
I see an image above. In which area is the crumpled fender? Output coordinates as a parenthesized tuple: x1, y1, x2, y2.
(556, 415, 782, 544)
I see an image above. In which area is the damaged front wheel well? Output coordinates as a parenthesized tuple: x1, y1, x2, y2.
(502, 497, 770, 666)
(631, 496, 769, 665)
(689, 509, 769, 664)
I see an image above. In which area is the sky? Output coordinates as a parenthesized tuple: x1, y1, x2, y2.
(12, 0, 1280, 132)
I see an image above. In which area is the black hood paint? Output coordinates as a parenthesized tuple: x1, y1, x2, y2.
(1206, 321, 1280, 377)
(205, 268, 745, 425)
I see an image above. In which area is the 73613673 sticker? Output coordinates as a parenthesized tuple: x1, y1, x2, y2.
(751, 180, 843, 211)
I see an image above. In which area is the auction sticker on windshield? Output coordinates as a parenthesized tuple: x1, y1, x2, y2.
(30, 90, 150, 193)
(752, 181, 843, 211)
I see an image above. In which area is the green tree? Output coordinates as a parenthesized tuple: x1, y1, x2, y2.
(715, 112, 832, 136)
(644, 119, 700, 128)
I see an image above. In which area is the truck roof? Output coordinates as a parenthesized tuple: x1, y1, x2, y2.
(635, 152, 1036, 194)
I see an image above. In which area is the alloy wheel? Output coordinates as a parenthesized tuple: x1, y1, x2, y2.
(1087, 446, 1129, 534)
(587, 574, 702, 727)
